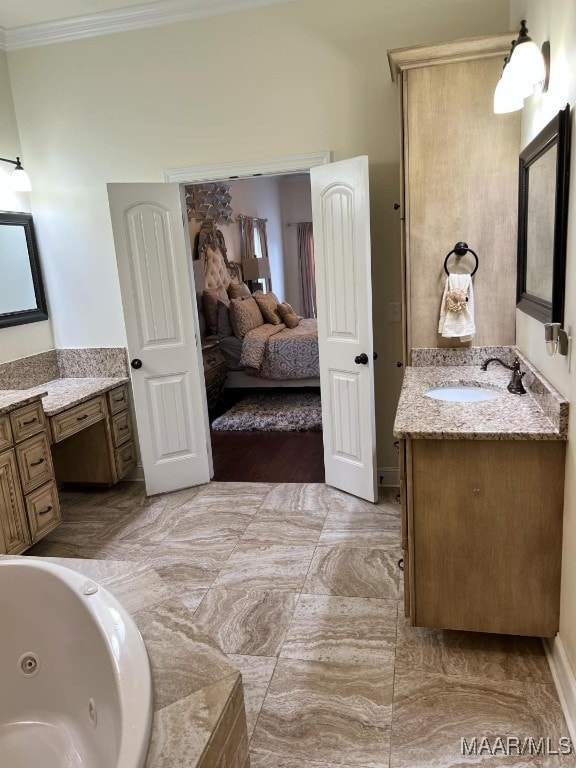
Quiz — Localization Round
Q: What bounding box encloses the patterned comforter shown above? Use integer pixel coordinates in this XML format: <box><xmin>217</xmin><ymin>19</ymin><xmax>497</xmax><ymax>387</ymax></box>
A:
<box><xmin>240</xmin><ymin>319</ymin><xmax>319</xmax><ymax>380</ymax></box>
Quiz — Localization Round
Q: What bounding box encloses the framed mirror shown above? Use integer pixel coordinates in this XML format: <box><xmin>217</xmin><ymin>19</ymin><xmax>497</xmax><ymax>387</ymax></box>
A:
<box><xmin>517</xmin><ymin>104</ymin><xmax>571</xmax><ymax>324</ymax></box>
<box><xmin>0</xmin><ymin>211</ymin><xmax>48</xmax><ymax>329</ymax></box>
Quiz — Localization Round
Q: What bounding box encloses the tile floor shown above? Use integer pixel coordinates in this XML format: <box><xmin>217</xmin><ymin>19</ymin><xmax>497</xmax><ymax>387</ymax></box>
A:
<box><xmin>27</xmin><ymin>481</ymin><xmax>574</xmax><ymax>768</ymax></box>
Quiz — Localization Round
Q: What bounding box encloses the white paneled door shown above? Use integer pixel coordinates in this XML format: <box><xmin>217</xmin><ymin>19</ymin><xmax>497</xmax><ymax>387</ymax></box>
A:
<box><xmin>311</xmin><ymin>156</ymin><xmax>377</xmax><ymax>502</ymax></box>
<box><xmin>107</xmin><ymin>184</ymin><xmax>210</xmax><ymax>495</ymax></box>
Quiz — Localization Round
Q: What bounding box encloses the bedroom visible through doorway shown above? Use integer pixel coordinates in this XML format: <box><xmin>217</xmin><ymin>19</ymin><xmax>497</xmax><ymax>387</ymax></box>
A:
<box><xmin>187</xmin><ymin>173</ymin><xmax>324</xmax><ymax>483</ymax></box>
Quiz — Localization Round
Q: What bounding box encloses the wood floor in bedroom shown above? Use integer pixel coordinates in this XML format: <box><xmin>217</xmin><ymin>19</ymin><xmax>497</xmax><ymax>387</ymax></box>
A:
<box><xmin>210</xmin><ymin>430</ymin><xmax>325</xmax><ymax>483</ymax></box>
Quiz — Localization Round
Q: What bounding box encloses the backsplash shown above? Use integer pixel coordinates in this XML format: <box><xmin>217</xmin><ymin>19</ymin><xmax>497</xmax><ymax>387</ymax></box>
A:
<box><xmin>410</xmin><ymin>346</ymin><xmax>517</xmax><ymax>367</ymax></box>
<box><xmin>0</xmin><ymin>348</ymin><xmax>128</xmax><ymax>389</ymax></box>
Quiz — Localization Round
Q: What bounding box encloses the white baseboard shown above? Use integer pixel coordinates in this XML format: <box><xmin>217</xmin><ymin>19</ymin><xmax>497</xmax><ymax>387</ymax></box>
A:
<box><xmin>378</xmin><ymin>467</ymin><xmax>399</xmax><ymax>487</ymax></box>
<box><xmin>543</xmin><ymin>634</ymin><xmax>576</xmax><ymax>743</ymax></box>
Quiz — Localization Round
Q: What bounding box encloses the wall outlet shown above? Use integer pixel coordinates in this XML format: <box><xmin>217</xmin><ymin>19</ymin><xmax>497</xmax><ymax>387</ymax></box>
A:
<box><xmin>388</xmin><ymin>302</ymin><xmax>401</xmax><ymax>322</ymax></box>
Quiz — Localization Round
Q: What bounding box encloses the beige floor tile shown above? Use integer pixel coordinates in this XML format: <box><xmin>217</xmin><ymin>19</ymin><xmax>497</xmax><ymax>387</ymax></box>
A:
<box><xmin>144</xmin><ymin>540</ymin><xmax>237</xmax><ymax>592</ymax></box>
<box><xmin>251</xmin><ymin>658</ymin><xmax>393</xmax><ymax>767</ymax></box>
<box><xmin>194</xmin><ymin>588</ymin><xmax>299</xmax><ymax>656</ymax></box>
<box><xmin>239</xmin><ymin>513</ymin><xmax>325</xmax><ymax>547</ymax></box>
<box><xmin>390</xmin><ymin>669</ymin><xmax>575</xmax><ymax>768</ymax></box>
<box><xmin>395</xmin><ymin>617</ymin><xmax>553</xmax><ymax>684</ymax></box>
<box><xmin>303</xmin><ymin>545</ymin><xmax>401</xmax><ymax>599</ymax></box>
<box><xmin>250</xmin><ymin>753</ymin><xmax>358</xmax><ymax>768</ymax></box>
<box><xmin>227</xmin><ymin>655</ymin><xmax>278</xmax><ymax>739</ymax></box>
<box><xmin>25</xmin><ymin>537</ymin><xmax>158</xmax><ymax>562</ymax></box>
<box><xmin>260</xmin><ymin>483</ymin><xmax>332</xmax><ymax>517</ymax></box>
<box><xmin>319</xmin><ymin>496</ymin><xmax>401</xmax><ymax>547</ymax></box>
<box><xmin>162</xmin><ymin>508</ymin><xmax>253</xmax><ymax>543</ymax></box>
<box><xmin>49</xmin><ymin>504</ymin><xmax>182</xmax><ymax>544</ymax></box>
<box><xmin>212</xmin><ymin>545</ymin><xmax>316</xmax><ymax>591</ymax></box>
<box><xmin>280</xmin><ymin>594</ymin><xmax>397</xmax><ymax>666</ymax></box>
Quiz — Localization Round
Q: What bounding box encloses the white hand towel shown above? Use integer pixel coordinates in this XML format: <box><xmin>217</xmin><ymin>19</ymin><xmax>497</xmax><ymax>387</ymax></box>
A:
<box><xmin>438</xmin><ymin>273</ymin><xmax>475</xmax><ymax>342</ymax></box>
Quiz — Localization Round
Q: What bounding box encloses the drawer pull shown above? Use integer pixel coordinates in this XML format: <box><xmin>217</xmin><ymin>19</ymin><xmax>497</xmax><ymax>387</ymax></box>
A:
<box><xmin>114</xmin><ymin>395</ymin><xmax>125</xmax><ymax>403</ymax></box>
<box><xmin>23</xmin><ymin>417</ymin><xmax>38</xmax><ymax>426</ymax></box>
<box><xmin>39</xmin><ymin>506</ymin><xmax>53</xmax><ymax>516</ymax></box>
<box><xmin>77</xmin><ymin>415</ymin><xmax>89</xmax><ymax>422</ymax></box>
<box><xmin>30</xmin><ymin>457</ymin><xmax>45</xmax><ymax>467</ymax></box>
<box><xmin>119</xmin><ymin>425</ymin><xmax>129</xmax><ymax>431</ymax></box>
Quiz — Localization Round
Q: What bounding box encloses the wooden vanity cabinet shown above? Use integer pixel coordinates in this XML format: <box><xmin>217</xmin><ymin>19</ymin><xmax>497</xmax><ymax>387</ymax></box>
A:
<box><xmin>0</xmin><ymin>401</ymin><xmax>61</xmax><ymax>555</ymax></box>
<box><xmin>401</xmin><ymin>438</ymin><xmax>565</xmax><ymax>637</ymax></box>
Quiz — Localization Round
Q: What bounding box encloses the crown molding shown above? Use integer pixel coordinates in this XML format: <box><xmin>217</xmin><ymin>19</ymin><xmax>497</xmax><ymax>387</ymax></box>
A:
<box><xmin>164</xmin><ymin>151</ymin><xmax>332</xmax><ymax>184</ymax></box>
<box><xmin>3</xmin><ymin>0</ymin><xmax>296</xmax><ymax>50</ymax></box>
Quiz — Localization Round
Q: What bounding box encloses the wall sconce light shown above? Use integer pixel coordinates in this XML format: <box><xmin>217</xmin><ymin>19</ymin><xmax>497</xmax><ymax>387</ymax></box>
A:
<box><xmin>0</xmin><ymin>156</ymin><xmax>32</xmax><ymax>191</ymax></box>
<box><xmin>493</xmin><ymin>20</ymin><xmax>550</xmax><ymax>114</ymax></box>
<box><xmin>544</xmin><ymin>322</ymin><xmax>570</xmax><ymax>357</ymax></box>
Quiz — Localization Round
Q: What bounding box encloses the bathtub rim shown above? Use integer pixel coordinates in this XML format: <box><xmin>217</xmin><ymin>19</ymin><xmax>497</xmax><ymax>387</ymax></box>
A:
<box><xmin>0</xmin><ymin>558</ymin><xmax>153</xmax><ymax>768</ymax></box>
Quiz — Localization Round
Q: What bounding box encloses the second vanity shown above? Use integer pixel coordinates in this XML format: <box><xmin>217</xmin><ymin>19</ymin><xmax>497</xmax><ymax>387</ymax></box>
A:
<box><xmin>394</xmin><ymin>347</ymin><xmax>568</xmax><ymax>638</ymax></box>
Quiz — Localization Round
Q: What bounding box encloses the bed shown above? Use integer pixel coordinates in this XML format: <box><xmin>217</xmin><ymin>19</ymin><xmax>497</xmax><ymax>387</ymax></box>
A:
<box><xmin>195</xmin><ymin>220</ymin><xmax>320</xmax><ymax>388</ymax></box>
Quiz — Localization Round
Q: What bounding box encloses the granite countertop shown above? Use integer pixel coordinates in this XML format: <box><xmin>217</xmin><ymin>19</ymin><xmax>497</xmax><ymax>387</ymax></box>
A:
<box><xmin>1</xmin><ymin>556</ymin><xmax>249</xmax><ymax>768</ymax></box>
<box><xmin>393</xmin><ymin>354</ymin><xmax>568</xmax><ymax>441</ymax></box>
<box><xmin>0</xmin><ymin>377</ymin><xmax>129</xmax><ymax>417</ymax></box>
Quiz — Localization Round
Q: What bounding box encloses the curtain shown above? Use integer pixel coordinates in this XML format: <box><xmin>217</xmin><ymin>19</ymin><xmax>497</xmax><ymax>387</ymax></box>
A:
<box><xmin>238</xmin><ymin>215</ymin><xmax>254</xmax><ymax>262</ymax></box>
<box><xmin>297</xmin><ymin>222</ymin><xmax>316</xmax><ymax>318</ymax></box>
<box><xmin>255</xmin><ymin>218</ymin><xmax>272</xmax><ymax>291</ymax></box>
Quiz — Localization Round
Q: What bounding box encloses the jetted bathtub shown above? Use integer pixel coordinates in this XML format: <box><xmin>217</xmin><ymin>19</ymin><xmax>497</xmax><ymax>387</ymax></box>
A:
<box><xmin>0</xmin><ymin>559</ymin><xmax>152</xmax><ymax>768</ymax></box>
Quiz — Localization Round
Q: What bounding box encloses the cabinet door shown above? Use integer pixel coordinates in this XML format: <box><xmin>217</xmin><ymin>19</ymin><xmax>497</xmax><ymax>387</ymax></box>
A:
<box><xmin>0</xmin><ymin>450</ymin><xmax>31</xmax><ymax>554</ymax></box>
<box><xmin>411</xmin><ymin>439</ymin><xmax>565</xmax><ymax>637</ymax></box>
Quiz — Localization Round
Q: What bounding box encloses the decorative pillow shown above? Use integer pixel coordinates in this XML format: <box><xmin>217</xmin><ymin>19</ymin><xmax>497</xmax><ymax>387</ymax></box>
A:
<box><xmin>253</xmin><ymin>291</ymin><xmax>282</xmax><ymax>325</ymax></box>
<box><xmin>277</xmin><ymin>302</ymin><xmax>300</xmax><ymax>329</ymax></box>
<box><xmin>227</xmin><ymin>281</ymin><xmax>251</xmax><ymax>299</ymax></box>
<box><xmin>217</xmin><ymin>300</ymin><xmax>234</xmax><ymax>338</ymax></box>
<box><xmin>229</xmin><ymin>296</ymin><xmax>265</xmax><ymax>338</ymax></box>
<box><xmin>202</xmin><ymin>287</ymin><xmax>229</xmax><ymax>335</ymax></box>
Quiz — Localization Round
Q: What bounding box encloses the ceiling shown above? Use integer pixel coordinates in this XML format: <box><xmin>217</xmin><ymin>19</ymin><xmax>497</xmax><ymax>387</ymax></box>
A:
<box><xmin>0</xmin><ymin>1</ymin><xmax>178</xmax><ymax>29</ymax></box>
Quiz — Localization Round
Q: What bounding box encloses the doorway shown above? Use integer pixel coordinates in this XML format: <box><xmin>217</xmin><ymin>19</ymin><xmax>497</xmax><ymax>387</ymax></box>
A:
<box><xmin>186</xmin><ymin>172</ymin><xmax>323</xmax><ymax>483</ymax></box>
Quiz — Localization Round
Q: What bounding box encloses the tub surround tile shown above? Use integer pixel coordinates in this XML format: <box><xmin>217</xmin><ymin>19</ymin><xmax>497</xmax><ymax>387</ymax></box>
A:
<box><xmin>395</xmin><ymin>618</ymin><xmax>552</xmax><ymax>684</ymax></box>
<box><xmin>227</xmin><ymin>655</ymin><xmax>278</xmax><ymax>738</ymax></box>
<box><xmin>146</xmin><ymin>673</ymin><xmax>241</xmax><ymax>768</ymax></box>
<box><xmin>390</xmin><ymin>669</ymin><xmax>575</xmax><ymax>768</ymax></box>
<box><xmin>249</xmin><ymin>754</ymin><xmax>354</xmax><ymax>768</ymax></box>
<box><xmin>281</xmin><ymin>594</ymin><xmax>397</xmax><ymax>666</ymax></box>
<box><xmin>251</xmin><ymin>658</ymin><xmax>393</xmax><ymax>767</ymax></box>
<box><xmin>18</xmin><ymin>555</ymin><xmax>130</xmax><ymax>582</ymax></box>
<box><xmin>56</xmin><ymin>347</ymin><xmax>128</xmax><ymax>378</ymax></box>
<box><xmin>303</xmin><ymin>545</ymin><xmax>400</xmax><ymax>599</ymax></box>
<box><xmin>212</xmin><ymin>545</ymin><xmax>316</xmax><ymax>591</ymax></box>
<box><xmin>100</xmin><ymin>564</ymin><xmax>173</xmax><ymax>614</ymax></box>
<box><xmin>393</xmin><ymin>357</ymin><xmax>567</xmax><ymax>440</ymax></box>
<box><xmin>194</xmin><ymin>588</ymin><xmax>299</xmax><ymax>656</ymax></box>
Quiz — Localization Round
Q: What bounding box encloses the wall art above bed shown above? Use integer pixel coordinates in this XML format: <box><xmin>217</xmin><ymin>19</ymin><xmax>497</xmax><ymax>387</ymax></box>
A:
<box><xmin>186</xmin><ymin>183</ymin><xmax>234</xmax><ymax>223</ymax></box>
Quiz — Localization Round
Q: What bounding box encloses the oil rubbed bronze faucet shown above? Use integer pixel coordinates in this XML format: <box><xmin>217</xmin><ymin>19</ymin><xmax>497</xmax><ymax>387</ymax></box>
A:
<box><xmin>480</xmin><ymin>356</ymin><xmax>526</xmax><ymax>394</ymax></box>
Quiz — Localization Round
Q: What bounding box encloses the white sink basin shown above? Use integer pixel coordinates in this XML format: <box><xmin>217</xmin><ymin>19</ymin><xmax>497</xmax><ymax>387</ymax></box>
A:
<box><xmin>424</xmin><ymin>385</ymin><xmax>503</xmax><ymax>403</ymax></box>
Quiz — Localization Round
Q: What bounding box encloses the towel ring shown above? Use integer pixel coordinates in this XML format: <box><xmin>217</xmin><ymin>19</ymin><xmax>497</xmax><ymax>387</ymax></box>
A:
<box><xmin>443</xmin><ymin>242</ymin><xmax>479</xmax><ymax>276</ymax></box>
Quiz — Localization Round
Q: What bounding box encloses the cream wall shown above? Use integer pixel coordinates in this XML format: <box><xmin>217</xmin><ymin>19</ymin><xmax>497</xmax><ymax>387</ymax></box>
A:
<box><xmin>0</xmin><ymin>49</ymin><xmax>54</xmax><ymax>363</ymax></box>
<box><xmin>6</xmin><ymin>0</ymin><xmax>509</xmax><ymax>467</ymax></box>
<box><xmin>511</xmin><ymin>0</ymin><xmax>576</xmax><ymax>672</ymax></box>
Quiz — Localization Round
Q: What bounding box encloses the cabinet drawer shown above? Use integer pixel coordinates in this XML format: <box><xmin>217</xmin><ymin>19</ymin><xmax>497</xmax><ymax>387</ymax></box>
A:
<box><xmin>51</xmin><ymin>396</ymin><xmax>107</xmax><ymax>443</ymax></box>
<box><xmin>0</xmin><ymin>416</ymin><xmax>12</xmax><ymax>452</ymax></box>
<box><xmin>10</xmin><ymin>401</ymin><xmax>45</xmax><ymax>443</ymax></box>
<box><xmin>108</xmin><ymin>385</ymin><xmax>129</xmax><ymax>415</ymax></box>
<box><xmin>111</xmin><ymin>409</ymin><xmax>133</xmax><ymax>448</ymax></box>
<box><xmin>16</xmin><ymin>433</ymin><xmax>54</xmax><ymax>494</ymax></box>
<box><xmin>26</xmin><ymin>481</ymin><xmax>61</xmax><ymax>541</ymax></box>
<box><xmin>115</xmin><ymin>441</ymin><xmax>136</xmax><ymax>479</ymax></box>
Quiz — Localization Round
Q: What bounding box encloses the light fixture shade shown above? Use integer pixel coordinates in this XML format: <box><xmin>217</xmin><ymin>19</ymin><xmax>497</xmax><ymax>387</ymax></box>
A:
<box><xmin>494</xmin><ymin>69</ymin><xmax>524</xmax><ymax>114</ymax></box>
<box><xmin>241</xmin><ymin>257</ymin><xmax>271</xmax><ymax>281</ymax></box>
<box><xmin>11</xmin><ymin>167</ymin><xmax>31</xmax><ymax>192</ymax></box>
<box><xmin>510</xmin><ymin>38</ymin><xmax>546</xmax><ymax>88</ymax></box>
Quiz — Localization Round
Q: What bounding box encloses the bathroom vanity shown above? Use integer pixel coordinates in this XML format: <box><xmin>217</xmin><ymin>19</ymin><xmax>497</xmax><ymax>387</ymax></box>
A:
<box><xmin>394</xmin><ymin>348</ymin><xmax>568</xmax><ymax>637</ymax></box>
<box><xmin>0</xmin><ymin>349</ymin><xmax>136</xmax><ymax>555</ymax></box>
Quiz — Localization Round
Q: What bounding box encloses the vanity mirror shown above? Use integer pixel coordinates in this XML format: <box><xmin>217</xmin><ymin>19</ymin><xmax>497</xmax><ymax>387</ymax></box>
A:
<box><xmin>0</xmin><ymin>211</ymin><xmax>48</xmax><ymax>329</ymax></box>
<box><xmin>517</xmin><ymin>104</ymin><xmax>571</xmax><ymax>324</ymax></box>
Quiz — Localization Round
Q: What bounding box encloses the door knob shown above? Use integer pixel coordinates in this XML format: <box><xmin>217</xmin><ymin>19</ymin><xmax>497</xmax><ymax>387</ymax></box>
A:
<box><xmin>131</xmin><ymin>358</ymin><xmax>143</xmax><ymax>370</ymax></box>
<box><xmin>354</xmin><ymin>353</ymin><xmax>369</xmax><ymax>365</ymax></box>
